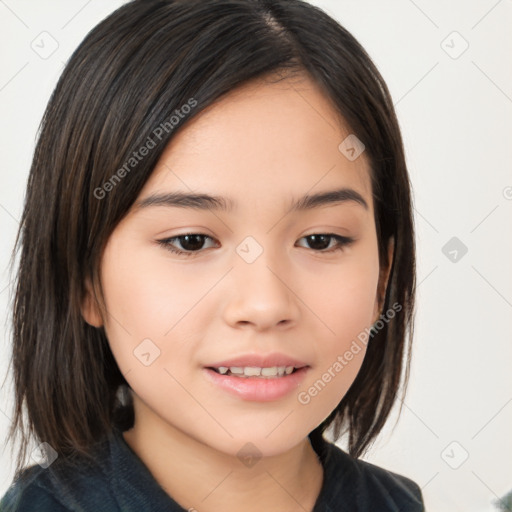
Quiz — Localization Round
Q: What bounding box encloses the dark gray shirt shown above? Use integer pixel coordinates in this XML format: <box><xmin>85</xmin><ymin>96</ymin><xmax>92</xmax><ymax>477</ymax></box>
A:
<box><xmin>0</xmin><ymin>429</ymin><xmax>424</xmax><ymax>511</ymax></box>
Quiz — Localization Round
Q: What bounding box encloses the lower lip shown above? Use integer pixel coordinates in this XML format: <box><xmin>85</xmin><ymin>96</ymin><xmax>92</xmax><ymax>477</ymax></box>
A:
<box><xmin>203</xmin><ymin>367</ymin><xmax>309</xmax><ymax>402</ymax></box>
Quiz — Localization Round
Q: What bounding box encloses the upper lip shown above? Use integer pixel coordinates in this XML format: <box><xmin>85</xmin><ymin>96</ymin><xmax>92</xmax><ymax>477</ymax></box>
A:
<box><xmin>206</xmin><ymin>352</ymin><xmax>309</xmax><ymax>369</ymax></box>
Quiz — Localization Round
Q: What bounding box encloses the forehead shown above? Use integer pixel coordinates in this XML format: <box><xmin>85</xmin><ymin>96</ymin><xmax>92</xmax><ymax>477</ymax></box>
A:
<box><xmin>137</xmin><ymin>73</ymin><xmax>373</xmax><ymax>214</ymax></box>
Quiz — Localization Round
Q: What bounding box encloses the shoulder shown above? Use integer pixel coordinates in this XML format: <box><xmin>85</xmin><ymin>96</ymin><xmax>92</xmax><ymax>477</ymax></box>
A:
<box><xmin>0</xmin><ymin>465</ymin><xmax>69</xmax><ymax>511</ymax></box>
<box><xmin>319</xmin><ymin>440</ymin><xmax>424</xmax><ymax>511</ymax></box>
<box><xmin>0</xmin><ymin>443</ymin><xmax>120</xmax><ymax>512</ymax></box>
<box><xmin>355</xmin><ymin>456</ymin><xmax>424</xmax><ymax>510</ymax></box>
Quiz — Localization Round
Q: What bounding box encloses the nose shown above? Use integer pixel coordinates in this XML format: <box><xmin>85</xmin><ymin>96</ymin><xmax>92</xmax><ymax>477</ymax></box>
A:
<box><xmin>222</xmin><ymin>249</ymin><xmax>300</xmax><ymax>331</ymax></box>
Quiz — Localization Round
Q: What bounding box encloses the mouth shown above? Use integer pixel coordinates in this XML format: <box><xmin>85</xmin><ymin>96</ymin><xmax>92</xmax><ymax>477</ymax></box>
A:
<box><xmin>207</xmin><ymin>365</ymin><xmax>304</xmax><ymax>378</ymax></box>
<box><xmin>203</xmin><ymin>364</ymin><xmax>310</xmax><ymax>401</ymax></box>
<box><xmin>203</xmin><ymin>353</ymin><xmax>310</xmax><ymax>401</ymax></box>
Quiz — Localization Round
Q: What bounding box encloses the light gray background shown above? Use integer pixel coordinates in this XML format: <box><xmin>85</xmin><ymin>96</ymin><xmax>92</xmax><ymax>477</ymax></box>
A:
<box><xmin>1</xmin><ymin>1</ymin><xmax>511</xmax><ymax>510</ymax></box>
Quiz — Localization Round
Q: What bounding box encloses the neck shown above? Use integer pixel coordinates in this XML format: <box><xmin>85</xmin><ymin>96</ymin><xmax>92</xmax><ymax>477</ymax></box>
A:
<box><xmin>122</xmin><ymin>401</ymin><xmax>324</xmax><ymax>512</ymax></box>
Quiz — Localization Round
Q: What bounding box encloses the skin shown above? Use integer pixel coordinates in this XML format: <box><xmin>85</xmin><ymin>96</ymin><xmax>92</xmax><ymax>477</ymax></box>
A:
<box><xmin>82</xmin><ymin>72</ymin><xmax>393</xmax><ymax>512</ymax></box>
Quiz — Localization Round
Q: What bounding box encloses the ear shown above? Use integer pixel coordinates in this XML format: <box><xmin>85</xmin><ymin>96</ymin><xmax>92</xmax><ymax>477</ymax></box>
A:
<box><xmin>372</xmin><ymin>237</ymin><xmax>394</xmax><ymax>324</ymax></box>
<box><xmin>81</xmin><ymin>276</ymin><xmax>104</xmax><ymax>328</ymax></box>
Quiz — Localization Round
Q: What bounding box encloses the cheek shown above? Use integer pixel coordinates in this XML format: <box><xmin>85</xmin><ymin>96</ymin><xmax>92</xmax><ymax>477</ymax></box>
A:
<box><xmin>301</xmin><ymin>239</ymin><xmax>381</xmax><ymax>347</ymax></box>
<box><xmin>98</xmin><ymin>238</ymin><xmax>199</xmax><ymax>378</ymax></box>
<box><xmin>294</xmin><ymin>241</ymin><xmax>380</xmax><ymax>414</ymax></box>
<box><xmin>100</xmin><ymin>235</ymin><xmax>208</xmax><ymax>335</ymax></box>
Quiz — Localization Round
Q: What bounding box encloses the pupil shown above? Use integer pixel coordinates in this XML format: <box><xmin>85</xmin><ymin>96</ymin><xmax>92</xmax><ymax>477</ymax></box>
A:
<box><xmin>308</xmin><ymin>234</ymin><xmax>329</xmax><ymax>250</ymax></box>
<box><xmin>181</xmin><ymin>235</ymin><xmax>204</xmax><ymax>251</ymax></box>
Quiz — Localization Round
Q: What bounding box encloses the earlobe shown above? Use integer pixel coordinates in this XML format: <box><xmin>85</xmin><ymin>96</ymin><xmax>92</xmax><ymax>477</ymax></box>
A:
<box><xmin>81</xmin><ymin>277</ymin><xmax>104</xmax><ymax>328</ymax></box>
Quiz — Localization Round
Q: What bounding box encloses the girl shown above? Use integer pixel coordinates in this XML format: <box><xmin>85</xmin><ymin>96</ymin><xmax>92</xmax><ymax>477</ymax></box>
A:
<box><xmin>1</xmin><ymin>0</ymin><xmax>423</xmax><ymax>510</ymax></box>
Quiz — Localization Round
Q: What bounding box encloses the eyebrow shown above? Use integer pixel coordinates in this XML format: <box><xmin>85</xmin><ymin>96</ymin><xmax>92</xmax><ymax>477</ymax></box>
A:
<box><xmin>133</xmin><ymin>187</ymin><xmax>369</xmax><ymax>213</ymax></box>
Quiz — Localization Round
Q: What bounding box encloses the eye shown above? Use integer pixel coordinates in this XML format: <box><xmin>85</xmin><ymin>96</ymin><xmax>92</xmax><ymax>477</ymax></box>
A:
<box><xmin>157</xmin><ymin>234</ymin><xmax>218</xmax><ymax>257</ymax></box>
<box><xmin>157</xmin><ymin>233</ymin><xmax>354</xmax><ymax>257</ymax></box>
<box><xmin>296</xmin><ymin>234</ymin><xmax>355</xmax><ymax>253</ymax></box>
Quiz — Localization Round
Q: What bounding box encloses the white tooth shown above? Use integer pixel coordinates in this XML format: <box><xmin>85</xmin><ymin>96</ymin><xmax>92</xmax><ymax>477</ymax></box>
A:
<box><xmin>224</xmin><ymin>366</ymin><xmax>295</xmax><ymax>378</ymax></box>
<box><xmin>244</xmin><ymin>367</ymin><xmax>262</xmax><ymax>377</ymax></box>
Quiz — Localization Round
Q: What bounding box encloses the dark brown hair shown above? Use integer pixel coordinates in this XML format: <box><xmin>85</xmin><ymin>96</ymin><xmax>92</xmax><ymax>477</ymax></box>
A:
<box><xmin>5</xmin><ymin>0</ymin><xmax>415</xmax><ymax>473</ymax></box>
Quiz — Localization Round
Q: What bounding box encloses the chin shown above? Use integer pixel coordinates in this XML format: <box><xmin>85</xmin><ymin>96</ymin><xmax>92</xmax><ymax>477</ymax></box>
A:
<box><xmin>207</xmin><ymin>433</ymin><xmax>308</xmax><ymax>463</ymax></box>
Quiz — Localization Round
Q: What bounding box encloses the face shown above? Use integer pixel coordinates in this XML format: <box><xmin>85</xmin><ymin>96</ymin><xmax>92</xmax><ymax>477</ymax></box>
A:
<box><xmin>83</xmin><ymin>73</ymin><xmax>392</xmax><ymax>458</ymax></box>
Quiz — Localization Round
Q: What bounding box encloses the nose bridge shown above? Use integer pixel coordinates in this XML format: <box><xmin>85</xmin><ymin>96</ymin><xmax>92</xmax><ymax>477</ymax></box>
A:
<box><xmin>223</xmin><ymin>234</ymin><xmax>299</xmax><ymax>329</ymax></box>
<box><xmin>235</xmin><ymin>234</ymin><xmax>288</xmax><ymax>298</ymax></box>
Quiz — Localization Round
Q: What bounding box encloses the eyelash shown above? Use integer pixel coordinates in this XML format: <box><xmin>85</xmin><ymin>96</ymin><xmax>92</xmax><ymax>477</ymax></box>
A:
<box><xmin>156</xmin><ymin>233</ymin><xmax>355</xmax><ymax>258</ymax></box>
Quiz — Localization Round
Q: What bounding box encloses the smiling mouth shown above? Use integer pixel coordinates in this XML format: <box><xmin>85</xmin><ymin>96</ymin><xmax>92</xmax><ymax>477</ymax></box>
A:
<box><xmin>207</xmin><ymin>366</ymin><xmax>303</xmax><ymax>378</ymax></box>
